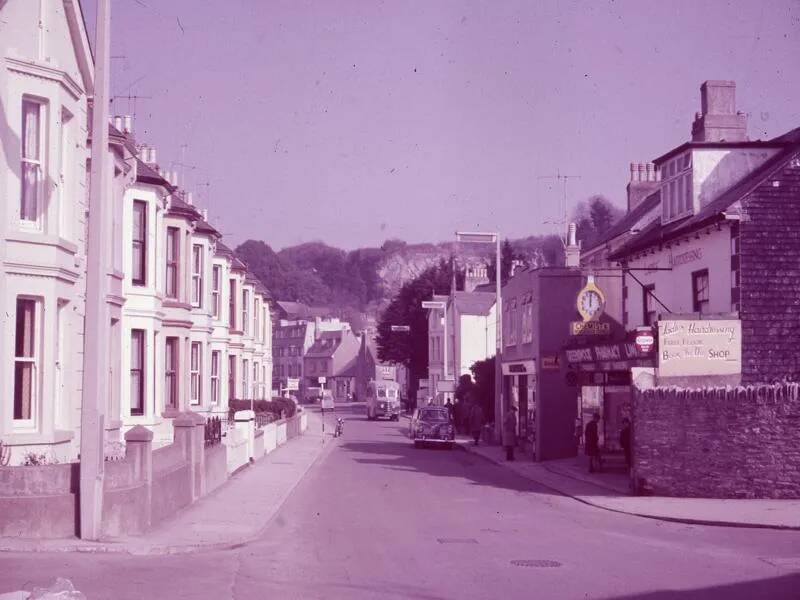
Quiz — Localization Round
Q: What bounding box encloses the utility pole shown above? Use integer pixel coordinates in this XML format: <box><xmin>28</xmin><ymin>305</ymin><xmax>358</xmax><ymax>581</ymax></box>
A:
<box><xmin>80</xmin><ymin>0</ymin><xmax>111</xmax><ymax>540</ymax></box>
<box><xmin>539</xmin><ymin>170</ymin><xmax>581</xmax><ymax>247</ymax></box>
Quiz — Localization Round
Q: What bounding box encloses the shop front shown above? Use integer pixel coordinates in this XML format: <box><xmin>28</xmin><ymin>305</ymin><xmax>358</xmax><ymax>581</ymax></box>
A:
<box><xmin>502</xmin><ymin>360</ymin><xmax>536</xmax><ymax>457</ymax></box>
<box><xmin>564</xmin><ymin>337</ymin><xmax>654</xmax><ymax>452</ymax></box>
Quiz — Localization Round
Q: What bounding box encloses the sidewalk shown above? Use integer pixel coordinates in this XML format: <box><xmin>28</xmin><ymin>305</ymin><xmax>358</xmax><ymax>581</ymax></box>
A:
<box><xmin>459</xmin><ymin>440</ymin><xmax>800</xmax><ymax>530</ymax></box>
<box><xmin>0</xmin><ymin>410</ymin><xmax>334</xmax><ymax>555</ymax></box>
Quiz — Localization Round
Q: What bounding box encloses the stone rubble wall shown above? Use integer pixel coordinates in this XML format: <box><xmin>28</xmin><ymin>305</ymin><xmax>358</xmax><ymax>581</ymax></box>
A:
<box><xmin>633</xmin><ymin>382</ymin><xmax>800</xmax><ymax>498</ymax></box>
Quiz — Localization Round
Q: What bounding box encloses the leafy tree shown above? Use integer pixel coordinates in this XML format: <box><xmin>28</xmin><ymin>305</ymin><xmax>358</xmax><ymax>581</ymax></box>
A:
<box><xmin>470</xmin><ymin>357</ymin><xmax>495</xmax><ymax>425</ymax></box>
<box><xmin>376</xmin><ymin>260</ymin><xmax>462</xmax><ymax>407</ymax></box>
<box><xmin>572</xmin><ymin>195</ymin><xmax>624</xmax><ymax>250</ymax></box>
<box><xmin>486</xmin><ymin>239</ymin><xmax>517</xmax><ymax>286</ymax></box>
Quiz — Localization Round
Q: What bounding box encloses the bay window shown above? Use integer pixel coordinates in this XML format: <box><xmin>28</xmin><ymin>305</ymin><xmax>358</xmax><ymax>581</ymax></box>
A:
<box><xmin>191</xmin><ymin>245</ymin><xmax>203</xmax><ymax>307</ymax></box>
<box><xmin>130</xmin><ymin>329</ymin><xmax>145</xmax><ymax>415</ymax></box>
<box><xmin>132</xmin><ymin>201</ymin><xmax>147</xmax><ymax>285</ymax></box>
<box><xmin>21</xmin><ymin>98</ymin><xmax>45</xmax><ymax>226</ymax></box>
<box><xmin>14</xmin><ymin>298</ymin><xmax>40</xmax><ymax>424</ymax></box>
<box><xmin>165</xmin><ymin>337</ymin><xmax>179</xmax><ymax>409</ymax></box>
<box><xmin>190</xmin><ymin>342</ymin><xmax>202</xmax><ymax>405</ymax></box>
<box><xmin>166</xmin><ymin>228</ymin><xmax>179</xmax><ymax>299</ymax></box>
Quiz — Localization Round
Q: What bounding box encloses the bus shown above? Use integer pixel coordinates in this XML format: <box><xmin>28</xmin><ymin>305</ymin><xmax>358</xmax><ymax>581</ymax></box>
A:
<box><xmin>366</xmin><ymin>379</ymin><xmax>401</xmax><ymax>421</ymax></box>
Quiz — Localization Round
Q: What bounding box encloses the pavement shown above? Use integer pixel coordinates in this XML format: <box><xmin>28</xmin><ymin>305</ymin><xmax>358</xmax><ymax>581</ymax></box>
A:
<box><xmin>398</xmin><ymin>412</ymin><xmax>800</xmax><ymax>530</ymax></box>
<box><xmin>0</xmin><ymin>409</ymin><xmax>334</xmax><ymax>555</ymax></box>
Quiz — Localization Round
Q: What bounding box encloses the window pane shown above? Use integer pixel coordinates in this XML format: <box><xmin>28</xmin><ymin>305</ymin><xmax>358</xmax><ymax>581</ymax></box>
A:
<box><xmin>14</xmin><ymin>362</ymin><xmax>34</xmax><ymax>420</ymax></box>
<box><xmin>21</xmin><ymin>163</ymin><xmax>40</xmax><ymax>221</ymax></box>
<box><xmin>15</xmin><ymin>299</ymin><xmax>35</xmax><ymax>358</ymax></box>
<box><xmin>22</xmin><ymin>100</ymin><xmax>40</xmax><ymax>160</ymax></box>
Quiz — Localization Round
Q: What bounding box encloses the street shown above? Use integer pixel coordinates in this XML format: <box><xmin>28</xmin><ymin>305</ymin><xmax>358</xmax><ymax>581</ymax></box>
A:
<box><xmin>0</xmin><ymin>405</ymin><xmax>798</xmax><ymax>600</ymax></box>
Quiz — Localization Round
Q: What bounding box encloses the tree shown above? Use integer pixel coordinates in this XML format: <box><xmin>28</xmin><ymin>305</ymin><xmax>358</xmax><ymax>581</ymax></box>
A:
<box><xmin>486</xmin><ymin>239</ymin><xmax>517</xmax><ymax>286</ymax></box>
<box><xmin>572</xmin><ymin>195</ymin><xmax>624</xmax><ymax>250</ymax></box>
<box><xmin>470</xmin><ymin>357</ymin><xmax>495</xmax><ymax>426</ymax></box>
<box><xmin>376</xmin><ymin>260</ymin><xmax>462</xmax><ymax>407</ymax></box>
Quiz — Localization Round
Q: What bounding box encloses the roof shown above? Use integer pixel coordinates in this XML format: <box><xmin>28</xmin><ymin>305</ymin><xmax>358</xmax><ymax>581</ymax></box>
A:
<box><xmin>275</xmin><ymin>301</ymin><xmax>331</xmax><ymax>320</ymax></box>
<box><xmin>335</xmin><ymin>355</ymin><xmax>359</xmax><ymax>378</ymax></box>
<box><xmin>611</xmin><ymin>140</ymin><xmax>800</xmax><ymax>260</ymax></box>
<box><xmin>582</xmin><ymin>190</ymin><xmax>661</xmax><ymax>255</ymax></box>
<box><xmin>136</xmin><ymin>159</ymin><xmax>172</xmax><ymax>189</ymax></box>
<box><xmin>654</xmin><ymin>140</ymin><xmax>787</xmax><ymax>166</ymax></box>
<box><xmin>305</xmin><ymin>331</ymin><xmax>344</xmax><ymax>358</ymax></box>
<box><xmin>167</xmin><ymin>194</ymin><xmax>201</xmax><ymax>220</ymax></box>
<box><xmin>451</xmin><ymin>291</ymin><xmax>496</xmax><ymax>316</ymax></box>
<box><xmin>215</xmin><ymin>241</ymin><xmax>235</xmax><ymax>259</ymax></box>
<box><xmin>194</xmin><ymin>218</ymin><xmax>221</xmax><ymax>238</ymax></box>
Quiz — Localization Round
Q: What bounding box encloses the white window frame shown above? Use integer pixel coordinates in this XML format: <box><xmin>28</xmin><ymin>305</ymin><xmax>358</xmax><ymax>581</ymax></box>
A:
<box><xmin>662</xmin><ymin>153</ymin><xmax>693</xmax><ymax>224</ymax></box>
<box><xmin>254</xmin><ymin>299</ymin><xmax>261</xmax><ymax>342</ymax></box>
<box><xmin>13</xmin><ymin>297</ymin><xmax>41</xmax><ymax>429</ymax></box>
<box><xmin>20</xmin><ymin>97</ymin><xmax>47</xmax><ymax>229</ymax></box>
<box><xmin>211</xmin><ymin>265</ymin><xmax>221</xmax><ymax>319</ymax></box>
<box><xmin>166</xmin><ymin>227</ymin><xmax>180</xmax><ymax>299</ymax></box>
<box><xmin>132</xmin><ymin>200</ymin><xmax>148</xmax><ymax>286</ymax></box>
<box><xmin>242</xmin><ymin>289</ymin><xmax>250</xmax><ymax>335</ymax></box>
<box><xmin>210</xmin><ymin>350</ymin><xmax>220</xmax><ymax>405</ymax></box>
<box><xmin>190</xmin><ymin>341</ymin><xmax>202</xmax><ymax>405</ymax></box>
<box><xmin>191</xmin><ymin>244</ymin><xmax>203</xmax><ymax>308</ymax></box>
<box><xmin>242</xmin><ymin>358</ymin><xmax>250</xmax><ymax>400</ymax></box>
<box><xmin>130</xmin><ymin>328</ymin><xmax>146</xmax><ymax>416</ymax></box>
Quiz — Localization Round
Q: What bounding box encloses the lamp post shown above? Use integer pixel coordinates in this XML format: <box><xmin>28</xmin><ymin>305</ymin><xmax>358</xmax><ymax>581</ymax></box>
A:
<box><xmin>456</xmin><ymin>231</ymin><xmax>503</xmax><ymax>441</ymax></box>
<box><xmin>422</xmin><ymin>300</ymin><xmax>449</xmax><ymax>404</ymax></box>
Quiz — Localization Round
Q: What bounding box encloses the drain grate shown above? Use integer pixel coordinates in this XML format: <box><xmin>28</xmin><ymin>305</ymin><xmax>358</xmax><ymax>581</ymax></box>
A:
<box><xmin>437</xmin><ymin>538</ymin><xmax>478</xmax><ymax>544</ymax></box>
<box><xmin>511</xmin><ymin>559</ymin><xmax>562</xmax><ymax>568</ymax></box>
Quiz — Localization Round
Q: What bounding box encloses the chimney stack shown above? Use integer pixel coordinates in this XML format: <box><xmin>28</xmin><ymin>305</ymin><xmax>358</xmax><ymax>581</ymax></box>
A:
<box><xmin>113</xmin><ymin>115</ymin><xmax>123</xmax><ymax>131</ymax></box>
<box><xmin>186</xmin><ymin>191</ymin><xmax>194</xmax><ymax>205</ymax></box>
<box><xmin>565</xmin><ymin>222</ymin><xmax>581</xmax><ymax>268</ymax></box>
<box><xmin>691</xmin><ymin>80</ymin><xmax>748</xmax><ymax>142</ymax></box>
<box><xmin>123</xmin><ymin>115</ymin><xmax>133</xmax><ymax>134</ymax></box>
<box><xmin>626</xmin><ymin>161</ymin><xmax>660</xmax><ymax>212</ymax></box>
<box><xmin>464</xmin><ymin>265</ymin><xmax>490</xmax><ymax>293</ymax></box>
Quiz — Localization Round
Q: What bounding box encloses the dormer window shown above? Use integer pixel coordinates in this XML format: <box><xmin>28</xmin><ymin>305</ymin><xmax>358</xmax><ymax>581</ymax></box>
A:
<box><xmin>662</xmin><ymin>152</ymin><xmax>692</xmax><ymax>223</ymax></box>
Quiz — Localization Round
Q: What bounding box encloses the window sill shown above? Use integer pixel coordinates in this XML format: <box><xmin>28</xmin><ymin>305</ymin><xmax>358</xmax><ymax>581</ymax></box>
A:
<box><xmin>3</xmin><ymin>429</ymin><xmax>74</xmax><ymax>446</ymax></box>
<box><xmin>163</xmin><ymin>299</ymin><xmax>192</xmax><ymax>310</ymax></box>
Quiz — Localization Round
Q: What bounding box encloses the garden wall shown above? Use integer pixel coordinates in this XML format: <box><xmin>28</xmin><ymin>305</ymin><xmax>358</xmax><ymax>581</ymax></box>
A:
<box><xmin>633</xmin><ymin>382</ymin><xmax>800</xmax><ymax>498</ymax></box>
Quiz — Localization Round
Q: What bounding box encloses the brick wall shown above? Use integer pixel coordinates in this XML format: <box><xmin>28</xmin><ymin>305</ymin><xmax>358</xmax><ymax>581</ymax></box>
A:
<box><xmin>632</xmin><ymin>382</ymin><xmax>800</xmax><ymax>499</ymax></box>
<box><xmin>740</xmin><ymin>154</ymin><xmax>800</xmax><ymax>384</ymax></box>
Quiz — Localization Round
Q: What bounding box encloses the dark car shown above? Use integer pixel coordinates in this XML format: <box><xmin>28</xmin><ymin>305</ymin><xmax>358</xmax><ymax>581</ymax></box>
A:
<box><xmin>409</xmin><ymin>406</ymin><xmax>454</xmax><ymax>449</ymax></box>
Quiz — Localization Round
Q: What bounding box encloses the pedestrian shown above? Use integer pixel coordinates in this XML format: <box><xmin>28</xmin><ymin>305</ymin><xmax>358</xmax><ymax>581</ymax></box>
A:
<box><xmin>503</xmin><ymin>406</ymin><xmax>518</xmax><ymax>461</ymax></box>
<box><xmin>444</xmin><ymin>398</ymin><xmax>454</xmax><ymax>422</ymax></box>
<box><xmin>619</xmin><ymin>417</ymin><xmax>631</xmax><ymax>470</ymax></box>
<box><xmin>585</xmin><ymin>412</ymin><xmax>601</xmax><ymax>473</ymax></box>
<box><xmin>469</xmin><ymin>402</ymin><xmax>484</xmax><ymax>446</ymax></box>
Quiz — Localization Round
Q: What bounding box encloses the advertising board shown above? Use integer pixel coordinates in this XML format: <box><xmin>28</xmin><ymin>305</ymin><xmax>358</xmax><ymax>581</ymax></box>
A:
<box><xmin>657</xmin><ymin>319</ymin><xmax>741</xmax><ymax>377</ymax></box>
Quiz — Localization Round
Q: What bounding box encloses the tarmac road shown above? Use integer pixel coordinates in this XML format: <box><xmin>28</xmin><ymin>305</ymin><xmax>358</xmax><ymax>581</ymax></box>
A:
<box><xmin>0</xmin><ymin>404</ymin><xmax>798</xmax><ymax>599</ymax></box>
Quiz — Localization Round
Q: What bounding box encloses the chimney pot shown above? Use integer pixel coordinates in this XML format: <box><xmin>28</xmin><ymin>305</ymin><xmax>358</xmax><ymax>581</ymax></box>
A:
<box><xmin>113</xmin><ymin>115</ymin><xmax>123</xmax><ymax>131</ymax></box>
<box><xmin>123</xmin><ymin>115</ymin><xmax>133</xmax><ymax>134</ymax></box>
<box><xmin>186</xmin><ymin>192</ymin><xmax>194</xmax><ymax>205</ymax></box>
<box><xmin>149</xmin><ymin>147</ymin><xmax>157</xmax><ymax>165</ymax></box>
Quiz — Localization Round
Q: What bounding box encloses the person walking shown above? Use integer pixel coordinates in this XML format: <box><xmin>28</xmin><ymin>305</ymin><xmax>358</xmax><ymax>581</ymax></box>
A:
<box><xmin>468</xmin><ymin>402</ymin><xmax>484</xmax><ymax>446</ymax></box>
<box><xmin>585</xmin><ymin>412</ymin><xmax>601</xmax><ymax>473</ymax></box>
<box><xmin>503</xmin><ymin>406</ymin><xmax>518</xmax><ymax>461</ymax></box>
<box><xmin>444</xmin><ymin>398</ymin><xmax>454</xmax><ymax>423</ymax></box>
<box><xmin>619</xmin><ymin>417</ymin><xmax>632</xmax><ymax>470</ymax></box>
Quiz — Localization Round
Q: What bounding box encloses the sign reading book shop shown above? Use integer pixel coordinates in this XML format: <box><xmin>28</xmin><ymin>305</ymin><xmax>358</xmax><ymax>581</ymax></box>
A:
<box><xmin>657</xmin><ymin>319</ymin><xmax>741</xmax><ymax>377</ymax></box>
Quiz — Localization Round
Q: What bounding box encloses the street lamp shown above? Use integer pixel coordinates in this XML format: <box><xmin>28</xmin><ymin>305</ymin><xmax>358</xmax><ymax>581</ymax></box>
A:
<box><xmin>456</xmin><ymin>231</ymin><xmax>503</xmax><ymax>441</ymax></box>
<box><xmin>422</xmin><ymin>300</ymin><xmax>449</xmax><ymax>404</ymax></box>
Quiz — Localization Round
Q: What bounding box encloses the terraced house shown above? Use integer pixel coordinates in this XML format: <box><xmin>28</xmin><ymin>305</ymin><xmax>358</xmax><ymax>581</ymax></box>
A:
<box><xmin>0</xmin><ymin>1</ymin><xmax>274</xmax><ymax>464</ymax></box>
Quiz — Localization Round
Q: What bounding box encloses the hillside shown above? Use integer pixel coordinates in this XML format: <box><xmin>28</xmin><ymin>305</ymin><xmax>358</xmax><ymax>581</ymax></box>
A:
<box><xmin>234</xmin><ymin>234</ymin><xmax>566</xmax><ymax>316</ymax></box>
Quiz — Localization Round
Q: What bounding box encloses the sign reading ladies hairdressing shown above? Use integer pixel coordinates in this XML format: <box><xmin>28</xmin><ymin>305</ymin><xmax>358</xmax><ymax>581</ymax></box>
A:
<box><xmin>658</xmin><ymin>319</ymin><xmax>741</xmax><ymax>377</ymax></box>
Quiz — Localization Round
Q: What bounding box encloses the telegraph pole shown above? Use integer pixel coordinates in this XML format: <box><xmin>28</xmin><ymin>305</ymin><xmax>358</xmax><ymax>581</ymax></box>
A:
<box><xmin>80</xmin><ymin>0</ymin><xmax>111</xmax><ymax>540</ymax></box>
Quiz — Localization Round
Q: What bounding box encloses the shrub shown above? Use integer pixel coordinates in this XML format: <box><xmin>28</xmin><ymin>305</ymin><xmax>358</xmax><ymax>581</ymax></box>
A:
<box><xmin>228</xmin><ymin>397</ymin><xmax>297</xmax><ymax>420</ymax></box>
<box><xmin>22</xmin><ymin>451</ymin><xmax>57</xmax><ymax>466</ymax></box>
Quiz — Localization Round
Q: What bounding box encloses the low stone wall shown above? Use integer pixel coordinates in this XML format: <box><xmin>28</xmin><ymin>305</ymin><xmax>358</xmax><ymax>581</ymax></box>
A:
<box><xmin>0</xmin><ymin>408</ymin><xmax>309</xmax><ymax>539</ymax></box>
<box><xmin>203</xmin><ymin>443</ymin><xmax>228</xmax><ymax>494</ymax></box>
<box><xmin>0</xmin><ymin>463</ymin><xmax>78</xmax><ymax>538</ymax></box>
<box><xmin>276</xmin><ymin>420</ymin><xmax>288</xmax><ymax>446</ymax></box>
<box><xmin>633</xmin><ymin>382</ymin><xmax>800</xmax><ymax>498</ymax></box>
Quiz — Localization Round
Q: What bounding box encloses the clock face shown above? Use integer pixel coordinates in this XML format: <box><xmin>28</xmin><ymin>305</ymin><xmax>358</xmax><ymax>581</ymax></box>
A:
<box><xmin>580</xmin><ymin>290</ymin><xmax>603</xmax><ymax>318</ymax></box>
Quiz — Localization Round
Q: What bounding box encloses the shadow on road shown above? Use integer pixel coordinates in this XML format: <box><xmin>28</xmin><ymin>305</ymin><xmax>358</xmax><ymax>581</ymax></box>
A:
<box><xmin>337</xmin><ymin>430</ymin><xmax>622</xmax><ymax>499</ymax></box>
<box><xmin>598</xmin><ymin>572</ymin><xmax>800</xmax><ymax>600</ymax></box>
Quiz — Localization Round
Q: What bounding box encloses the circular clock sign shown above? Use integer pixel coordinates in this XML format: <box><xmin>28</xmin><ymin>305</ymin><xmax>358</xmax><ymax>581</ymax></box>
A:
<box><xmin>576</xmin><ymin>277</ymin><xmax>606</xmax><ymax>322</ymax></box>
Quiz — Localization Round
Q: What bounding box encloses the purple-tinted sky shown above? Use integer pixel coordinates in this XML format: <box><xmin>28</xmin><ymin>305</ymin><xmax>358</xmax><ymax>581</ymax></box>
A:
<box><xmin>81</xmin><ymin>0</ymin><xmax>800</xmax><ymax>251</ymax></box>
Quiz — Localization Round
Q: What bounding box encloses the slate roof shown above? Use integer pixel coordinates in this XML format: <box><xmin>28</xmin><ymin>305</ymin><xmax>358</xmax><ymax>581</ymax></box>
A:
<box><xmin>305</xmin><ymin>331</ymin><xmax>344</xmax><ymax>358</ymax></box>
<box><xmin>136</xmin><ymin>159</ymin><xmax>172</xmax><ymax>189</ymax></box>
<box><xmin>451</xmin><ymin>290</ymin><xmax>496</xmax><ymax>316</ymax></box>
<box><xmin>611</xmin><ymin>134</ymin><xmax>800</xmax><ymax>261</ymax></box>
<box><xmin>215</xmin><ymin>241</ymin><xmax>235</xmax><ymax>258</ymax></box>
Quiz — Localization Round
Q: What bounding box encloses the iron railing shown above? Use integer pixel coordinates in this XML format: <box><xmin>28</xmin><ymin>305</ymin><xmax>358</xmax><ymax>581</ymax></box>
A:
<box><xmin>204</xmin><ymin>416</ymin><xmax>223</xmax><ymax>447</ymax></box>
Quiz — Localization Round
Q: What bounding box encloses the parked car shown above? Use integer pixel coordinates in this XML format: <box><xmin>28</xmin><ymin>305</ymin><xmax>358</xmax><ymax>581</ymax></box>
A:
<box><xmin>409</xmin><ymin>406</ymin><xmax>454</xmax><ymax>449</ymax></box>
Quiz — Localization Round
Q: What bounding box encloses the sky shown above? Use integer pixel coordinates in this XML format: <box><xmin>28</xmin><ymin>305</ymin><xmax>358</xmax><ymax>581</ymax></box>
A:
<box><xmin>81</xmin><ymin>0</ymin><xmax>800</xmax><ymax>251</ymax></box>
